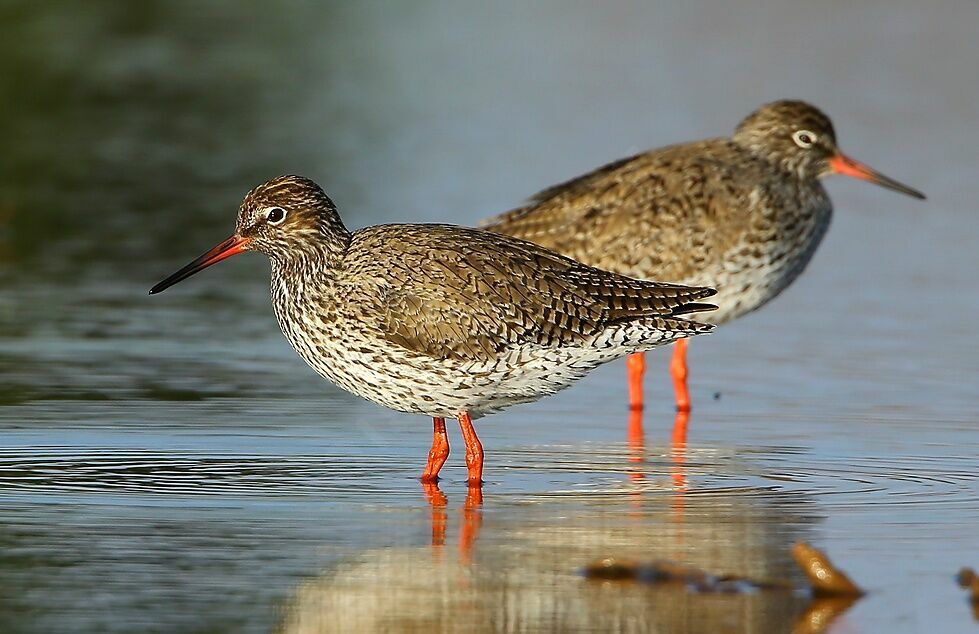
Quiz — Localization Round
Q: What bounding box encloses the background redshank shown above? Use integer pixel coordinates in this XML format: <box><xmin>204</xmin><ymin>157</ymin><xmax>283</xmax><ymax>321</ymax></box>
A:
<box><xmin>483</xmin><ymin>100</ymin><xmax>925</xmax><ymax>438</ymax></box>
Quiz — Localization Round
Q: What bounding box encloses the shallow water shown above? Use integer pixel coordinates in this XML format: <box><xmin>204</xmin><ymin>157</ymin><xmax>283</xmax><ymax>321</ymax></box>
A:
<box><xmin>1</xmin><ymin>2</ymin><xmax>978</xmax><ymax>632</ymax></box>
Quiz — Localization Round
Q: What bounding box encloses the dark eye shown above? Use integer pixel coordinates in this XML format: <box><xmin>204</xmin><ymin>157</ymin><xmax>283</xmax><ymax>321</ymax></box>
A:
<box><xmin>792</xmin><ymin>130</ymin><xmax>816</xmax><ymax>148</ymax></box>
<box><xmin>266</xmin><ymin>207</ymin><xmax>286</xmax><ymax>225</ymax></box>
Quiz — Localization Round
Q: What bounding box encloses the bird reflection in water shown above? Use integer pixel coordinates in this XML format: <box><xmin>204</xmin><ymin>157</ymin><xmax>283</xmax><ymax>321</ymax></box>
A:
<box><xmin>277</xmin><ymin>408</ymin><xmax>860</xmax><ymax>634</ymax></box>
<box><xmin>280</xmin><ymin>485</ymin><xmax>857</xmax><ymax>634</ymax></box>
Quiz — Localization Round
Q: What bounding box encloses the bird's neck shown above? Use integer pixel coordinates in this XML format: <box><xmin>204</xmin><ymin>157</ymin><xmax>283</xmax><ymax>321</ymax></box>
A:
<box><xmin>270</xmin><ymin>226</ymin><xmax>350</xmax><ymax>290</ymax></box>
<box><xmin>269</xmin><ymin>240</ymin><xmax>342</xmax><ymax>343</ymax></box>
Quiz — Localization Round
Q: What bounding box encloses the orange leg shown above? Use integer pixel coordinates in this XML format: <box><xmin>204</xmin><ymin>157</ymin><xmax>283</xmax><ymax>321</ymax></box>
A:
<box><xmin>457</xmin><ymin>411</ymin><xmax>484</xmax><ymax>487</ymax></box>
<box><xmin>626</xmin><ymin>352</ymin><xmax>646</xmax><ymax>411</ymax></box>
<box><xmin>670</xmin><ymin>339</ymin><xmax>691</xmax><ymax>413</ymax></box>
<box><xmin>420</xmin><ymin>417</ymin><xmax>450</xmax><ymax>483</ymax></box>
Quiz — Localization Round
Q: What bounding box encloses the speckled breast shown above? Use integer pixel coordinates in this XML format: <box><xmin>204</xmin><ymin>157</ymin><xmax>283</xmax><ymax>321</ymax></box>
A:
<box><xmin>686</xmin><ymin>187</ymin><xmax>833</xmax><ymax>326</ymax></box>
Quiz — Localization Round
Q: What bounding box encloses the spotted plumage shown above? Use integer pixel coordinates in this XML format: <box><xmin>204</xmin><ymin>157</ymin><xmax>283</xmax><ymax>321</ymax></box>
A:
<box><xmin>482</xmin><ymin>100</ymin><xmax>924</xmax><ymax>413</ymax></box>
<box><xmin>150</xmin><ymin>175</ymin><xmax>717</xmax><ymax>483</ymax></box>
<box><xmin>242</xmin><ymin>177</ymin><xmax>716</xmax><ymax>418</ymax></box>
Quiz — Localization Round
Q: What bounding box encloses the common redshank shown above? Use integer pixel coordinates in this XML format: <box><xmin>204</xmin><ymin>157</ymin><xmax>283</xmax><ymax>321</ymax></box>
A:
<box><xmin>149</xmin><ymin>175</ymin><xmax>717</xmax><ymax>486</ymax></box>
<box><xmin>483</xmin><ymin>100</ymin><xmax>925</xmax><ymax>425</ymax></box>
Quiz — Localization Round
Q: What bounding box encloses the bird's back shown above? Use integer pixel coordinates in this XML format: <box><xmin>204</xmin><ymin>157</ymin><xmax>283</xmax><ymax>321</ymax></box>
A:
<box><xmin>340</xmin><ymin>223</ymin><xmax>715</xmax><ymax>362</ymax></box>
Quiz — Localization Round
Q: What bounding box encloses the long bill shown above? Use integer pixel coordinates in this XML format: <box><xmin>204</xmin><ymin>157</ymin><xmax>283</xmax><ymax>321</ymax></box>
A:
<box><xmin>149</xmin><ymin>235</ymin><xmax>251</xmax><ymax>295</ymax></box>
<box><xmin>829</xmin><ymin>154</ymin><xmax>925</xmax><ymax>200</ymax></box>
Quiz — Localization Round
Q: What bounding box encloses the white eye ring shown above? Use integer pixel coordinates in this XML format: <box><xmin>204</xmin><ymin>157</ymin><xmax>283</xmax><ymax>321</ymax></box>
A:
<box><xmin>266</xmin><ymin>206</ymin><xmax>287</xmax><ymax>225</ymax></box>
<box><xmin>792</xmin><ymin>130</ymin><xmax>817</xmax><ymax>148</ymax></box>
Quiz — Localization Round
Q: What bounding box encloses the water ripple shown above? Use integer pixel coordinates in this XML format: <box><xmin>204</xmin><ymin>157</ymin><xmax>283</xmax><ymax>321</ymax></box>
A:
<box><xmin>1</xmin><ymin>443</ymin><xmax>976</xmax><ymax>514</ymax></box>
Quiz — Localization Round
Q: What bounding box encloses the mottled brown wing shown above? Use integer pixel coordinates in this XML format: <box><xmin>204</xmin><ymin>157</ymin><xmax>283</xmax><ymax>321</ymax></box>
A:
<box><xmin>354</xmin><ymin>225</ymin><xmax>714</xmax><ymax>363</ymax></box>
<box><xmin>478</xmin><ymin>152</ymin><xmax>648</xmax><ymax>235</ymax></box>
<box><xmin>481</xmin><ymin>140</ymin><xmax>754</xmax><ymax>283</ymax></box>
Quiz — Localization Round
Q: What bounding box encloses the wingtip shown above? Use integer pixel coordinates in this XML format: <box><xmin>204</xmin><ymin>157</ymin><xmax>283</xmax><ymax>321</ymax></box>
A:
<box><xmin>690</xmin><ymin>319</ymin><xmax>716</xmax><ymax>334</ymax></box>
<box><xmin>673</xmin><ymin>318</ymin><xmax>715</xmax><ymax>338</ymax></box>
<box><xmin>671</xmin><ymin>301</ymin><xmax>717</xmax><ymax>316</ymax></box>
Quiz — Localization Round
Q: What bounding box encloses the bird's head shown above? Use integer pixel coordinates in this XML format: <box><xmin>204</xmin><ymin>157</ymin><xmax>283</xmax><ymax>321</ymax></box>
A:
<box><xmin>733</xmin><ymin>100</ymin><xmax>923</xmax><ymax>199</ymax></box>
<box><xmin>150</xmin><ymin>175</ymin><xmax>349</xmax><ymax>295</ymax></box>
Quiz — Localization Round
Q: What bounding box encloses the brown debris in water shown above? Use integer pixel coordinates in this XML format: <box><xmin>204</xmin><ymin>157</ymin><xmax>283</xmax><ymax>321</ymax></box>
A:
<box><xmin>584</xmin><ymin>542</ymin><xmax>863</xmax><ymax>598</ymax></box>
<box><xmin>791</xmin><ymin>542</ymin><xmax>865</xmax><ymax>597</ymax></box>
<box><xmin>582</xmin><ymin>557</ymin><xmax>790</xmax><ymax>593</ymax></box>
<box><xmin>956</xmin><ymin>567</ymin><xmax>979</xmax><ymax>620</ymax></box>
<box><xmin>958</xmin><ymin>567</ymin><xmax>979</xmax><ymax>597</ymax></box>
<box><xmin>584</xmin><ymin>543</ymin><xmax>864</xmax><ymax>634</ymax></box>
<box><xmin>583</xmin><ymin>558</ymin><xmax>642</xmax><ymax>582</ymax></box>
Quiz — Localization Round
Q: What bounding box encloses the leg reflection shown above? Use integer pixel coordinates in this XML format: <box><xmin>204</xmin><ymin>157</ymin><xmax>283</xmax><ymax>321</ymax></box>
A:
<box><xmin>420</xmin><ymin>481</ymin><xmax>483</xmax><ymax>563</ymax></box>
<box><xmin>670</xmin><ymin>409</ymin><xmax>690</xmax><ymax>492</ymax></box>
<box><xmin>623</xmin><ymin>406</ymin><xmax>690</xmax><ymax>489</ymax></box>
<box><xmin>670</xmin><ymin>409</ymin><xmax>690</xmax><ymax>533</ymax></box>
<box><xmin>459</xmin><ymin>486</ymin><xmax>483</xmax><ymax>563</ymax></box>
<box><xmin>627</xmin><ymin>406</ymin><xmax>645</xmax><ymax>481</ymax></box>
<box><xmin>422</xmin><ymin>481</ymin><xmax>448</xmax><ymax>550</ymax></box>
<box><xmin>625</xmin><ymin>407</ymin><xmax>692</xmax><ymax>525</ymax></box>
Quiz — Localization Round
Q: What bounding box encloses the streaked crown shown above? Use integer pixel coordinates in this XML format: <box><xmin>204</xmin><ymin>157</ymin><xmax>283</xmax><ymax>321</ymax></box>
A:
<box><xmin>236</xmin><ymin>175</ymin><xmax>350</xmax><ymax>261</ymax></box>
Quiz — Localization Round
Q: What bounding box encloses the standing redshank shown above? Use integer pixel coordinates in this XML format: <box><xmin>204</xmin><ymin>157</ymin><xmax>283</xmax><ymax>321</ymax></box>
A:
<box><xmin>483</xmin><ymin>100</ymin><xmax>925</xmax><ymax>427</ymax></box>
<box><xmin>149</xmin><ymin>175</ymin><xmax>716</xmax><ymax>486</ymax></box>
